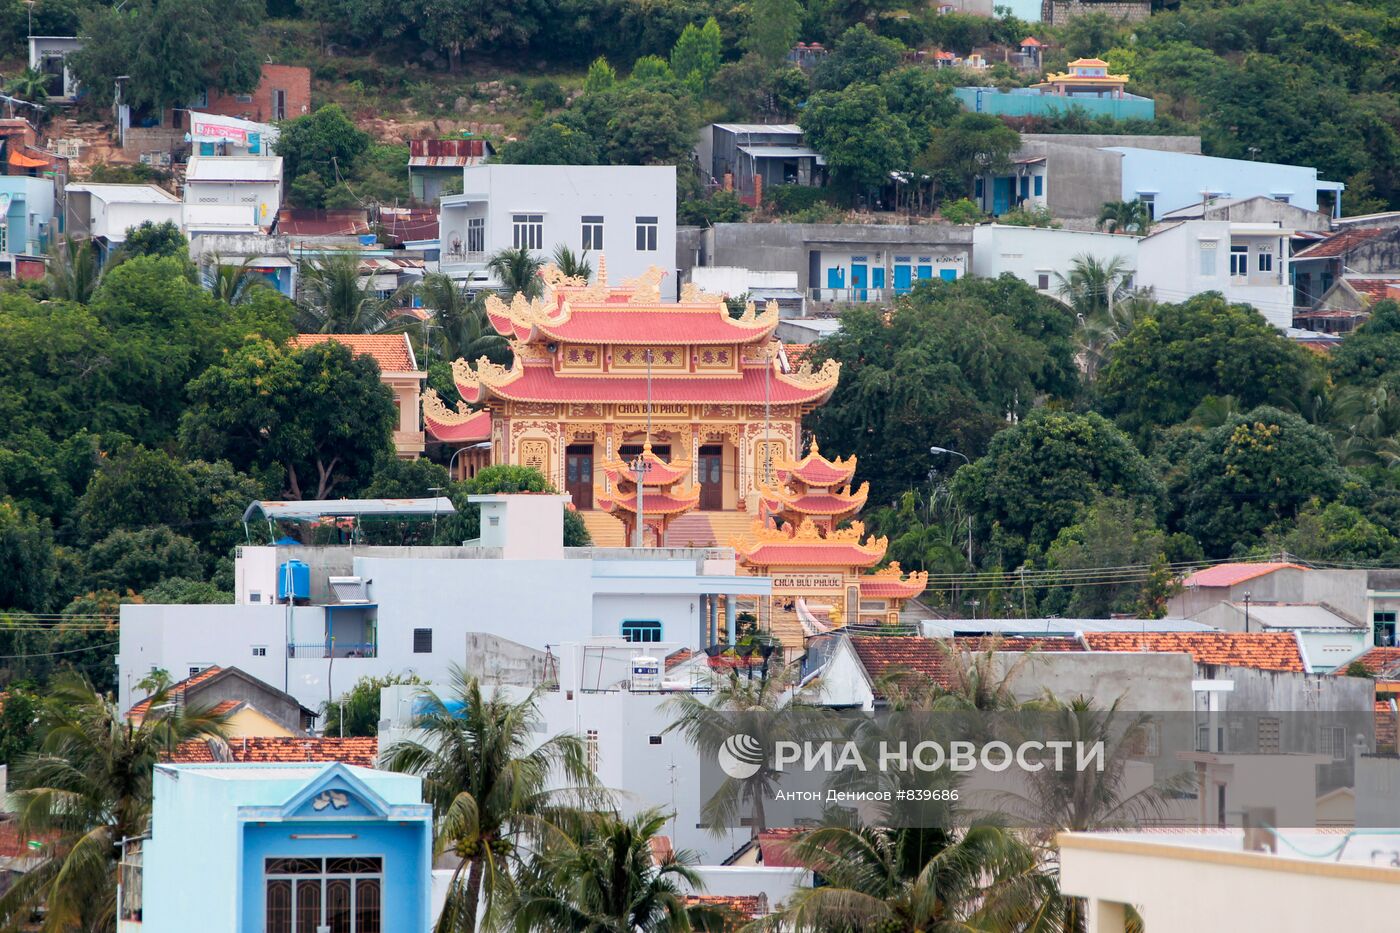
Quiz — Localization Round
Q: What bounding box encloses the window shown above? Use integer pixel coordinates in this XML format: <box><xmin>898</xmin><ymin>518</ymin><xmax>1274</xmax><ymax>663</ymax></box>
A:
<box><xmin>585</xmin><ymin>729</ymin><xmax>600</xmax><ymax>772</ymax></box>
<box><xmin>635</xmin><ymin>216</ymin><xmax>658</xmax><ymax>251</ymax></box>
<box><xmin>1272</xmin><ymin>193</ymin><xmax>1291</xmax><ymax>204</ymax></box>
<box><xmin>1375</xmin><ymin>611</ymin><xmax>1397</xmax><ymax>647</ymax></box>
<box><xmin>1258</xmin><ymin>249</ymin><xmax>1273</xmax><ymax>273</ymax></box>
<box><xmin>622</xmin><ymin>620</ymin><xmax>662</xmax><ymax>643</ymax></box>
<box><xmin>249</xmin><ymin>591</ymin><xmax>262</xmax><ymax>603</ymax></box>
<box><xmin>413</xmin><ymin>628</ymin><xmax>433</xmax><ymax>653</ymax></box>
<box><xmin>581</xmin><ymin>215</ymin><xmax>604</xmax><ymax>251</ymax></box>
<box><xmin>1198</xmin><ymin>240</ymin><xmax>1218</xmax><ymax>276</ymax></box>
<box><xmin>235</xmin><ymin>93</ymin><xmax>254</xmax><ymax>103</ymax></box>
<box><xmin>1138</xmin><ymin>194</ymin><xmax>1155</xmax><ymax>219</ymax></box>
<box><xmin>1196</xmin><ymin>723</ymin><xmax>1211</xmax><ymax>752</ymax></box>
<box><xmin>512</xmin><ymin>213</ymin><xmax>543</xmax><ymax>250</ymax></box>
<box><xmin>252</xmin><ymin>646</ymin><xmax>268</xmax><ymax>657</ymax></box>
<box><xmin>467</xmin><ymin>217</ymin><xmax>484</xmax><ymax>254</ymax></box>
<box><xmin>649</xmin><ymin>735</ymin><xmax>663</xmax><ymax>745</ymax></box>
<box><xmin>188</xmin><ymin>664</ymin><xmax>210</xmax><ymax>679</ymax></box>
<box><xmin>1320</xmin><ymin>725</ymin><xmax>1348</xmax><ymax>761</ymax></box>
<box><xmin>1033</xmin><ymin>175</ymin><xmax>1043</xmax><ymax>197</ymax></box>
<box><xmin>266</xmin><ymin>857</ymin><xmax>381</xmax><ymax>933</ymax></box>
<box><xmin>1036</xmin><ymin>272</ymin><xmax>1050</xmax><ymax>290</ymax></box>
<box><xmin>1230</xmin><ymin>244</ymin><xmax>1249</xmax><ymax>277</ymax></box>
<box><xmin>272</xmin><ymin>89</ymin><xmax>287</xmax><ymax>122</ymax></box>
<box><xmin>1257</xmin><ymin>718</ymin><xmax>1280</xmax><ymax>754</ymax></box>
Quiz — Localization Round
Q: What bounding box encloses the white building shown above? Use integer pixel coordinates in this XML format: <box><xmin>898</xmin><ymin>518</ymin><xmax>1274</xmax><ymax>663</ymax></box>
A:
<box><xmin>117</xmin><ymin>495</ymin><xmax>768</xmax><ymax>715</ymax></box>
<box><xmin>439</xmin><ymin>164</ymin><xmax>676</xmax><ymax>289</ymax></box>
<box><xmin>1136</xmin><ymin>220</ymin><xmax>1295</xmax><ymax>328</ymax></box>
<box><xmin>1058</xmin><ymin>828</ymin><xmax>1400</xmax><ymax>932</ymax></box>
<box><xmin>28</xmin><ymin>36</ymin><xmax>81</xmax><ymax>102</ymax></box>
<box><xmin>971</xmin><ymin>224</ymin><xmax>1139</xmax><ymax>293</ymax></box>
<box><xmin>64</xmin><ymin>183</ymin><xmax>184</xmax><ymax>257</ymax></box>
<box><xmin>183</xmin><ymin>156</ymin><xmax>284</xmax><ymax>229</ymax></box>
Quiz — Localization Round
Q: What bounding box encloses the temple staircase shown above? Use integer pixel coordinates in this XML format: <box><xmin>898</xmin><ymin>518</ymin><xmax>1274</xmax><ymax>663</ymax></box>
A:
<box><xmin>663</xmin><ymin>511</ymin><xmax>762</xmax><ymax>549</ymax></box>
<box><xmin>579</xmin><ymin>510</ymin><xmax>627</xmax><ymax>547</ymax></box>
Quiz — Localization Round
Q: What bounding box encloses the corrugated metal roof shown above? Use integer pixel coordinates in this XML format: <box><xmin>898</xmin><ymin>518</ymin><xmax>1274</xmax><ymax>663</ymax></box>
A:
<box><xmin>714</xmin><ymin>123</ymin><xmax>803</xmax><ymax>135</ymax></box>
<box><xmin>242</xmin><ymin>497</ymin><xmax>455</xmax><ymax>522</ymax></box>
<box><xmin>185</xmin><ymin>155</ymin><xmax>283</xmax><ymax>182</ymax></box>
<box><xmin>738</xmin><ymin>145</ymin><xmax>822</xmax><ymax>159</ymax></box>
<box><xmin>67</xmin><ymin>182</ymin><xmax>180</xmax><ymax>203</ymax></box>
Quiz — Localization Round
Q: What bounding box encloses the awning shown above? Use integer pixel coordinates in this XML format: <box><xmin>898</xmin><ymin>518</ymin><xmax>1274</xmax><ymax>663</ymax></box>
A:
<box><xmin>242</xmin><ymin>497</ymin><xmax>456</xmax><ymax>522</ymax></box>
<box><xmin>188</xmin><ymin>110</ymin><xmax>279</xmax><ymax>147</ymax></box>
<box><xmin>738</xmin><ymin>145</ymin><xmax>823</xmax><ymax>160</ymax></box>
<box><xmin>8</xmin><ymin>150</ymin><xmax>48</xmax><ymax>168</ymax></box>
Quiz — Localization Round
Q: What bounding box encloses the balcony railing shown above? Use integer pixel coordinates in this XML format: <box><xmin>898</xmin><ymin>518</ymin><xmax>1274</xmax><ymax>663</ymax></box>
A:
<box><xmin>441</xmin><ymin>249</ymin><xmax>485</xmax><ymax>264</ymax></box>
<box><xmin>288</xmin><ymin>642</ymin><xmax>377</xmax><ymax>659</ymax></box>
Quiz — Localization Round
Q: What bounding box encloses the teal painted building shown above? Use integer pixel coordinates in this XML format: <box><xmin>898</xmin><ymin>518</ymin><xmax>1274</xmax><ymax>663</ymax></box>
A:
<box><xmin>954</xmin><ymin>86</ymin><xmax>1155</xmax><ymax>121</ymax></box>
<box><xmin>138</xmin><ymin>762</ymin><xmax>433</xmax><ymax>933</ymax></box>
<box><xmin>0</xmin><ymin>174</ymin><xmax>57</xmax><ymax>256</ymax></box>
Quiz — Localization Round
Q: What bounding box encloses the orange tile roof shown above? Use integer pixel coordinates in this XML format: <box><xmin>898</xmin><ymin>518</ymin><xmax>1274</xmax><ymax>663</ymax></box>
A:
<box><xmin>1347</xmin><ymin>278</ymin><xmax>1400</xmax><ymax>303</ymax></box>
<box><xmin>1339</xmin><ymin>647</ymin><xmax>1400</xmax><ymax>679</ymax></box>
<box><xmin>1293</xmin><ymin>227</ymin><xmax>1385</xmax><ymax>260</ymax></box>
<box><xmin>850</xmin><ymin>635</ymin><xmax>1082</xmax><ymax>690</ymax></box>
<box><xmin>1181</xmin><ymin>562</ymin><xmax>1306</xmax><ymax>588</ymax></box>
<box><xmin>290</xmin><ymin>333</ymin><xmax>418</xmax><ymax>373</ymax></box>
<box><xmin>1081</xmin><ymin>632</ymin><xmax>1305</xmax><ymax>672</ymax></box>
<box><xmin>684</xmin><ymin>895</ymin><xmax>767</xmax><ymax>921</ymax></box>
<box><xmin>756</xmin><ymin>827</ymin><xmax>805</xmax><ymax>867</ymax></box>
<box><xmin>169</xmin><ymin>736</ymin><xmax>379</xmax><ymax>767</ymax></box>
<box><xmin>665</xmin><ymin>648</ymin><xmax>693</xmax><ymax>670</ymax></box>
<box><xmin>128</xmin><ymin>666</ymin><xmax>225</xmax><ymax>720</ymax></box>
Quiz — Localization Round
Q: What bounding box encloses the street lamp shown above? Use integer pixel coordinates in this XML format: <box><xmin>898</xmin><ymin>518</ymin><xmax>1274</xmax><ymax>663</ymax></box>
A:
<box><xmin>929</xmin><ymin>446</ymin><xmax>973</xmax><ymax>566</ymax></box>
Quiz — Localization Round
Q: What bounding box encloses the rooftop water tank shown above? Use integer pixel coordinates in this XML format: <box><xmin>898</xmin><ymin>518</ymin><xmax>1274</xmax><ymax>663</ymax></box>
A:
<box><xmin>277</xmin><ymin>559</ymin><xmax>310</xmax><ymax>602</ymax></box>
<box><xmin>630</xmin><ymin>655</ymin><xmax>661</xmax><ymax>692</ymax></box>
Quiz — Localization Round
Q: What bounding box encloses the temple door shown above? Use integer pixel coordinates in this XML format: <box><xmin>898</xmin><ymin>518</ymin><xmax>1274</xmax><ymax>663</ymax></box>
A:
<box><xmin>565</xmin><ymin>444</ymin><xmax>593</xmax><ymax>510</ymax></box>
<box><xmin>699</xmin><ymin>445</ymin><xmax>724</xmax><ymax>510</ymax></box>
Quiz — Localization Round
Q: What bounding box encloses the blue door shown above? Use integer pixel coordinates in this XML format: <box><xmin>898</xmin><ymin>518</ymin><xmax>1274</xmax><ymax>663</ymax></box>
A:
<box><xmin>939</xmin><ymin>268</ymin><xmax>957</xmax><ymax>282</ymax></box>
<box><xmin>993</xmin><ymin>177</ymin><xmax>1013</xmax><ymax>215</ymax></box>
<box><xmin>894</xmin><ymin>265</ymin><xmax>912</xmax><ymax>294</ymax></box>
<box><xmin>871</xmin><ymin>267</ymin><xmax>885</xmax><ymax>295</ymax></box>
<box><xmin>826</xmin><ymin>266</ymin><xmax>844</xmax><ymax>293</ymax></box>
<box><xmin>916</xmin><ymin>264</ymin><xmax>932</xmax><ymax>281</ymax></box>
<box><xmin>851</xmin><ymin>262</ymin><xmax>867</xmax><ymax>301</ymax></box>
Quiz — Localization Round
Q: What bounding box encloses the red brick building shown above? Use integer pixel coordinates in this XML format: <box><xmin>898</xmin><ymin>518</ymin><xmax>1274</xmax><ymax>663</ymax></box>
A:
<box><xmin>195</xmin><ymin>64</ymin><xmax>311</xmax><ymax>124</ymax></box>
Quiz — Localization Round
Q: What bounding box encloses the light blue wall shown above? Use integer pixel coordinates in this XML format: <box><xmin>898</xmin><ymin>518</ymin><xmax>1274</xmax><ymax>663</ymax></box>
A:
<box><xmin>144</xmin><ymin>765</ymin><xmax>432</xmax><ymax>933</ymax></box>
<box><xmin>0</xmin><ymin>175</ymin><xmax>56</xmax><ymax>254</ymax></box>
<box><xmin>1107</xmin><ymin>147</ymin><xmax>1332</xmax><ymax>216</ymax></box>
<box><xmin>954</xmin><ymin>87</ymin><xmax>1155</xmax><ymax>121</ymax></box>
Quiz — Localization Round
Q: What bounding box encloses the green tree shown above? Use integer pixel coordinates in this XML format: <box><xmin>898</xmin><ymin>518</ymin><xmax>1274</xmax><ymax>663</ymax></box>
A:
<box><xmin>384</xmin><ymin>668</ymin><xmax>597</xmax><ymax>933</ymax></box>
<box><xmin>70</xmin><ymin>0</ymin><xmax>262</xmax><ymax>114</ymax></box>
<box><xmin>487</xmin><ymin>247</ymin><xmax>544</xmax><ymax>298</ymax></box>
<box><xmin>1330</xmin><ymin>299</ymin><xmax>1400</xmax><ymax>388</ymax></box>
<box><xmin>951</xmin><ymin>409</ymin><xmax>1164</xmax><ymax>568</ymax></box>
<box><xmin>1060</xmin><ymin>11</ymin><xmax>1123</xmax><ymax>58</ymax></box>
<box><xmin>276</xmin><ymin>104</ymin><xmax>372</xmax><ymax>186</ymax></box>
<box><xmin>1043</xmin><ymin>497</ymin><xmax>1172</xmax><ymax>618</ymax></box>
<box><xmin>437</xmin><ymin>466</ymin><xmax>592</xmax><ymax>547</ymax></box>
<box><xmin>83</xmin><ymin>526</ymin><xmax>203</xmax><ymax>594</ymax></box>
<box><xmin>0</xmin><ymin>687</ymin><xmax>39</xmax><ymax>764</ymax></box>
<box><xmin>1173</xmin><ymin>406</ymin><xmax>1348</xmax><ymax>556</ymax></box>
<box><xmin>1098</xmin><ymin>294</ymin><xmax>1317</xmax><ymax>443</ymax></box>
<box><xmin>550</xmin><ymin>244</ymin><xmax>593</xmax><ymax>282</ymax></box>
<box><xmin>0</xmin><ymin>297</ymin><xmax>118</xmax><ymax>443</ymax></box>
<box><xmin>114</xmin><ymin>220</ymin><xmax>188</xmax><ymax>261</ymax></box>
<box><xmin>630</xmin><ymin>55</ymin><xmax>673</xmax><ymax>83</ymax></box>
<box><xmin>1270</xmin><ymin>500</ymin><xmax>1398</xmax><ymax>564</ymax></box>
<box><xmin>922</xmin><ymin>113</ymin><xmax>1020</xmax><ymax>202</ymax></box>
<box><xmin>75</xmin><ymin>445</ymin><xmax>198</xmax><ymax>543</ymax></box>
<box><xmin>7</xmin><ymin>68</ymin><xmax>49</xmax><ymax>107</ymax></box>
<box><xmin>585</xmin><ymin>56</ymin><xmax>618</xmax><ymax>93</ymax></box>
<box><xmin>45</xmin><ymin>235</ymin><xmax>103</xmax><ymax>303</ymax></box>
<box><xmin>0</xmin><ymin>673</ymin><xmax>227</xmax><ymax>931</ymax></box>
<box><xmin>812</xmin><ymin>24</ymin><xmax>904</xmax><ymax>91</ymax></box>
<box><xmin>1097</xmin><ymin>199</ymin><xmax>1153</xmax><ymax>235</ymax></box>
<box><xmin>202</xmin><ymin>255</ymin><xmax>270</xmax><ymax>306</ymax></box>
<box><xmin>510</xmin><ymin>808</ymin><xmax>719</xmax><ymax>933</ymax></box>
<box><xmin>180</xmin><ymin>339</ymin><xmax>397</xmax><ymax>500</ymax></box>
<box><xmin>410</xmin><ymin>0</ymin><xmax>546</xmax><ymax>71</ymax></box>
<box><xmin>323</xmin><ymin>672</ymin><xmax>423</xmax><ymax>737</ymax></box>
<box><xmin>1057</xmin><ymin>254</ymin><xmax>1143</xmax><ymax>381</ymax></box>
<box><xmin>138</xmin><ymin>577</ymin><xmax>231</xmax><ymax>604</ymax></box>
<box><xmin>800</xmin><ymin>83</ymin><xmax>914</xmax><ymax>191</ymax></box>
<box><xmin>414</xmin><ymin>274</ymin><xmax>511</xmax><ymax>365</ymax></box>
<box><xmin>366</xmin><ymin>456</ymin><xmax>451</xmax><ymax>498</ymax></box>
<box><xmin>806</xmin><ymin>276</ymin><xmax>1078</xmax><ymax>505</ymax></box>
<box><xmin>185</xmin><ymin>458</ymin><xmax>266</xmax><ymax>570</ymax></box>
<box><xmin>496</xmin><ymin>121</ymin><xmax>602</xmax><ymax>166</ymax></box>
<box><xmin>745</xmin><ymin>0</ymin><xmax>802</xmax><ymax>65</ymax></box>
<box><xmin>670</xmin><ymin>17</ymin><xmax>722</xmax><ymax>93</ymax></box>
<box><xmin>296</xmin><ymin>251</ymin><xmax>392</xmax><ymax>334</ymax></box>
<box><xmin>0</xmin><ymin>499</ymin><xmax>56</xmax><ymax>612</ymax></box>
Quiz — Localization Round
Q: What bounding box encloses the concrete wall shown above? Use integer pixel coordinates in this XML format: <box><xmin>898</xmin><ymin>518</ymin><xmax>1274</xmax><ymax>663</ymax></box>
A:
<box><xmin>1008</xmin><ymin>651</ymin><xmax>1197</xmax><ymax>710</ymax></box>
<box><xmin>183</xmin><ymin>179</ymin><xmax>281</xmax><ymax>228</ymax></box>
<box><xmin>1171</xmin><ymin>569</ymin><xmax>1370</xmax><ymax>623</ymax></box>
<box><xmin>971</xmin><ymin>224</ymin><xmax>1139</xmax><ymax>292</ymax></box>
<box><xmin>1342</xmin><ymin>227</ymin><xmax>1400</xmax><ymax>273</ymax></box>
<box><xmin>1136</xmin><ymin>220</ymin><xmax>1293</xmax><ymax>328</ymax></box>
<box><xmin>1110</xmin><ymin>147</ymin><xmax>1331</xmax><ymax>216</ymax></box>
<box><xmin>1014</xmin><ymin>138</ymin><xmax>1124</xmax><ymax>221</ymax></box>
<box><xmin>187</xmin><ymin>670</ymin><xmax>310</xmax><ymax>733</ymax></box>
<box><xmin>1042</xmin><ymin>0</ymin><xmax>1150</xmax><ymax>24</ymax></box>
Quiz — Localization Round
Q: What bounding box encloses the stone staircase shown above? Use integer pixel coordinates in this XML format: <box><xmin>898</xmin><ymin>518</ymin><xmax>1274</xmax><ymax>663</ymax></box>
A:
<box><xmin>579</xmin><ymin>510</ymin><xmax>627</xmax><ymax>547</ymax></box>
<box><xmin>663</xmin><ymin>511</ymin><xmax>762</xmax><ymax>549</ymax></box>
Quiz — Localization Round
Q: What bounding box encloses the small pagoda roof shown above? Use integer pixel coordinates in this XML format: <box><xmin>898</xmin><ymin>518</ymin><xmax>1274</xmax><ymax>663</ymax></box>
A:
<box><xmin>776</xmin><ymin>437</ymin><xmax>857</xmax><ymax>487</ymax></box>
<box><xmin>604</xmin><ymin>444</ymin><xmax>692</xmax><ymax>487</ymax></box>
<box><xmin>452</xmin><ymin>356</ymin><xmax>840</xmax><ymax>407</ymax></box>
<box><xmin>859</xmin><ymin>563</ymin><xmax>929</xmax><ymax>600</ymax></box>
<box><xmin>731</xmin><ymin>518</ymin><xmax>887</xmax><ymax>569</ymax></box>
<box><xmin>482</xmin><ymin>262</ymin><xmax>780</xmax><ymax>347</ymax></box>
<box><xmin>421</xmin><ymin>389</ymin><xmax>491</xmax><ymax>443</ymax></box>
<box><xmin>760</xmin><ymin>482</ymin><xmax>869</xmax><ymax>517</ymax></box>
<box><xmin>596</xmin><ymin>487</ymin><xmax>701</xmax><ymax>517</ymax></box>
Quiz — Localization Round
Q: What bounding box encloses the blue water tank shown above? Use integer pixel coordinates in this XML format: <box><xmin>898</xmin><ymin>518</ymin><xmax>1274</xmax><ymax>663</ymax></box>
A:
<box><xmin>277</xmin><ymin>560</ymin><xmax>310</xmax><ymax>601</ymax></box>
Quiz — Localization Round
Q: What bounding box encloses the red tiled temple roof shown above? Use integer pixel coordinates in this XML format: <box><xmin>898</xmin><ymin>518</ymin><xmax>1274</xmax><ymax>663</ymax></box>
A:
<box><xmin>761</xmin><ymin>489</ymin><xmax>868</xmax><ymax>517</ymax></box>
<box><xmin>604</xmin><ymin>445</ymin><xmax>691</xmax><ymax>486</ymax></box>
<box><xmin>530</xmin><ymin>309</ymin><xmax>779</xmax><ymax>346</ymax></box>
<box><xmin>422</xmin><ymin>388</ymin><xmax>492</xmax><ymax>443</ymax></box>
<box><xmin>597</xmin><ymin>489</ymin><xmax>701</xmax><ymax>516</ymax></box>
<box><xmin>1181</xmin><ymin>562</ymin><xmax>1306</xmax><ymax>588</ymax></box>
<box><xmin>777</xmin><ymin>438</ymin><xmax>857</xmax><ymax>487</ymax></box>
<box><xmin>1082</xmin><ymin>632</ymin><xmax>1306</xmax><ymax>673</ymax></box>
<box><xmin>732</xmin><ymin>518</ymin><xmax>887</xmax><ymax>568</ymax></box>
<box><xmin>291</xmin><ymin>334</ymin><xmax>419</xmax><ymax>373</ymax></box>
<box><xmin>169</xmin><ymin>736</ymin><xmax>379</xmax><ymax>767</ymax></box>
<box><xmin>858</xmin><ymin>577</ymin><xmax>927</xmax><ymax>600</ymax></box>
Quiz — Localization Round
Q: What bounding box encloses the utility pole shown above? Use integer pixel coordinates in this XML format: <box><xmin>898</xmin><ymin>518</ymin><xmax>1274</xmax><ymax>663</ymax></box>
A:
<box><xmin>1243</xmin><ymin>591</ymin><xmax>1252</xmax><ymax>633</ymax></box>
<box><xmin>632</xmin><ymin>451</ymin><xmax>650</xmax><ymax>548</ymax></box>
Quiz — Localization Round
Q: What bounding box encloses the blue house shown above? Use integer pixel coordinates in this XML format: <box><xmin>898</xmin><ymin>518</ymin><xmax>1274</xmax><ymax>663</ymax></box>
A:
<box><xmin>0</xmin><ymin>174</ymin><xmax>56</xmax><ymax>257</ymax></box>
<box><xmin>138</xmin><ymin>762</ymin><xmax>433</xmax><ymax>933</ymax></box>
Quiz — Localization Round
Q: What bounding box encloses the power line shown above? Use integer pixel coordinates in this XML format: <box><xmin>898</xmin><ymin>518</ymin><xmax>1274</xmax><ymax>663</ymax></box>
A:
<box><xmin>0</xmin><ymin>641</ymin><xmax>119</xmax><ymax>660</ymax></box>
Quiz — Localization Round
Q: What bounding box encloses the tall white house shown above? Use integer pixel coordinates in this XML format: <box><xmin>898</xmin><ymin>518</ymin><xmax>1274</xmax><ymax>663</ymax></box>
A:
<box><xmin>439</xmin><ymin>164</ymin><xmax>677</xmax><ymax>289</ymax></box>
<box><xmin>183</xmin><ymin>156</ymin><xmax>284</xmax><ymax>229</ymax></box>
<box><xmin>1136</xmin><ymin>220</ymin><xmax>1295</xmax><ymax>329</ymax></box>
<box><xmin>971</xmin><ymin>224</ymin><xmax>1139</xmax><ymax>293</ymax></box>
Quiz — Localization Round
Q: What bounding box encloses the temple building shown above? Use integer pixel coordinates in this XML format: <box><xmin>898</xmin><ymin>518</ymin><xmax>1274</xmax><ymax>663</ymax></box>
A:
<box><xmin>596</xmin><ymin>441</ymin><xmax>700</xmax><ymax>546</ymax></box>
<box><xmin>1033</xmin><ymin>58</ymin><xmax>1131</xmax><ymax>99</ymax></box>
<box><xmin>423</xmin><ymin>260</ymin><xmax>842</xmax><ymax>546</ymax></box>
<box><xmin>734</xmin><ymin>440</ymin><xmax>928</xmax><ymax>649</ymax></box>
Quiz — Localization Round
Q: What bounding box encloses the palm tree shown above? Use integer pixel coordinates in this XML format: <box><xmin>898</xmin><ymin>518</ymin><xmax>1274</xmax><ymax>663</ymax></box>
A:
<box><xmin>46</xmin><ymin>234</ymin><xmax>102</xmax><ymax>303</ymax></box>
<box><xmin>1329</xmin><ymin>383</ymin><xmax>1400</xmax><ymax>468</ymax></box>
<box><xmin>550</xmin><ymin>243</ymin><xmax>593</xmax><ymax>282</ymax></box>
<box><xmin>0</xmin><ymin>673</ymin><xmax>228</xmax><ymax>932</ymax></box>
<box><xmin>203</xmin><ymin>254</ymin><xmax>269</xmax><ymax>306</ymax></box>
<box><xmin>767</xmin><ymin>823</ymin><xmax>1046</xmax><ymax>932</ymax></box>
<box><xmin>414</xmin><ymin>272</ymin><xmax>511</xmax><ymax>365</ymax></box>
<box><xmin>1096</xmin><ymin>200</ymin><xmax>1152</xmax><ymax>235</ymax></box>
<box><xmin>1056</xmin><ymin>255</ymin><xmax>1146</xmax><ymax>380</ymax></box>
<box><xmin>383</xmin><ymin>667</ymin><xmax>598</xmax><ymax>933</ymax></box>
<box><xmin>8</xmin><ymin>67</ymin><xmax>49</xmax><ymax>118</ymax></box>
<box><xmin>510</xmin><ymin>808</ymin><xmax>723</xmax><ymax>932</ymax></box>
<box><xmin>296</xmin><ymin>250</ymin><xmax>392</xmax><ymax>333</ymax></box>
<box><xmin>665</xmin><ymin>663</ymin><xmax>831</xmax><ymax>838</ymax></box>
<box><xmin>487</xmin><ymin>246</ymin><xmax>544</xmax><ymax>299</ymax></box>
